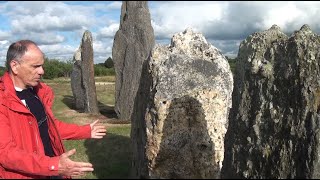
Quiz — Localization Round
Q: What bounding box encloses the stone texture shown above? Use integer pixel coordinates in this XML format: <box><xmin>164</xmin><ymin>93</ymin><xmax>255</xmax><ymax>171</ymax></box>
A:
<box><xmin>70</xmin><ymin>30</ymin><xmax>99</xmax><ymax>114</ymax></box>
<box><xmin>131</xmin><ymin>28</ymin><xmax>233</xmax><ymax>178</ymax></box>
<box><xmin>112</xmin><ymin>1</ymin><xmax>155</xmax><ymax>121</ymax></box>
<box><xmin>222</xmin><ymin>24</ymin><xmax>320</xmax><ymax>179</ymax></box>
<box><xmin>70</xmin><ymin>49</ymin><xmax>84</xmax><ymax>110</ymax></box>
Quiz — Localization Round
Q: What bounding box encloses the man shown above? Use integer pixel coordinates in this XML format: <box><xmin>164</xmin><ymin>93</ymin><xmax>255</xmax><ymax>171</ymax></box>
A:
<box><xmin>0</xmin><ymin>40</ymin><xmax>107</xmax><ymax>179</ymax></box>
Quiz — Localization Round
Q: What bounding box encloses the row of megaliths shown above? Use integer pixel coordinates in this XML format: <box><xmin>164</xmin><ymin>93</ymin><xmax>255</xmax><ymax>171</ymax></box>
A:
<box><xmin>71</xmin><ymin>30</ymin><xmax>100</xmax><ymax>115</ymax></box>
<box><xmin>112</xmin><ymin>1</ymin><xmax>233</xmax><ymax>179</ymax></box>
<box><xmin>113</xmin><ymin>1</ymin><xmax>320</xmax><ymax>179</ymax></box>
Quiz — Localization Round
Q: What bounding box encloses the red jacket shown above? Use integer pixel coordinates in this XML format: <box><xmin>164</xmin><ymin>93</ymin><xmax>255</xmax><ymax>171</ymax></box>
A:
<box><xmin>0</xmin><ymin>72</ymin><xmax>91</xmax><ymax>179</ymax></box>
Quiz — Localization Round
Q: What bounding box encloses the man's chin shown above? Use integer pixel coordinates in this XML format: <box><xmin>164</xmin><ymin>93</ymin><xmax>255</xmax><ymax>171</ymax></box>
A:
<box><xmin>30</xmin><ymin>81</ymin><xmax>40</xmax><ymax>87</ymax></box>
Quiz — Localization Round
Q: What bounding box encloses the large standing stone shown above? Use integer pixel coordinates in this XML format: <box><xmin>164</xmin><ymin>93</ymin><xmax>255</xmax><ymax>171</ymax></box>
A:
<box><xmin>71</xmin><ymin>30</ymin><xmax>99</xmax><ymax>114</ymax></box>
<box><xmin>70</xmin><ymin>49</ymin><xmax>84</xmax><ymax>110</ymax></box>
<box><xmin>131</xmin><ymin>28</ymin><xmax>233</xmax><ymax>178</ymax></box>
<box><xmin>222</xmin><ymin>24</ymin><xmax>320</xmax><ymax>179</ymax></box>
<box><xmin>112</xmin><ymin>1</ymin><xmax>155</xmax><ymax>120</ymax></box>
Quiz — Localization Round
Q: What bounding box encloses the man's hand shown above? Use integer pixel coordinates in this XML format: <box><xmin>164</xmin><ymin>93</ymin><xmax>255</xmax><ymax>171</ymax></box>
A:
<box><xmin>58</xmin><ymin>149</ymin><xmax>94</xmax><ymax>177</ymax></box>
<box><xmin>90</xmin><ymin>120</ymin><xmax>107</xmax><ymax>139</ymax></box>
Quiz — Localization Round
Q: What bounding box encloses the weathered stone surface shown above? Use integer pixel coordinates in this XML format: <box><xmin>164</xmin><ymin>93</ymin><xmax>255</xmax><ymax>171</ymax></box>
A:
<box><xmin>112</xmin><ymin>1</ymin><xmax>155</xmax><ymax>121</ymax></box>
<box><xmin>131</xmin><ymin>28</ymin><xmax>233</xmax><ymax>178</ymax></box>
<box><xmin>70</xmin><ymin>49</ymin><xmax>84</xmax><ymax>110</ymax></box>
<box><xmin>222</xmin><ymin>24</ymin><xmax>320</xmax><ymax>179</ymax></box>
<box><xmin>70</xmin><ymin>30</ymin><xmax>99</xmax><ymax>114</ymax></box>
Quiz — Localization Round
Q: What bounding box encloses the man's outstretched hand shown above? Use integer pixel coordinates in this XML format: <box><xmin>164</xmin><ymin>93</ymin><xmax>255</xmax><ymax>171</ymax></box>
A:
<box><xmin>58</xmin><ymin>149</ymin><xmax>93</xmax><ymax>178</ymax></box>
<box><xmin>90</xmin><ymin>120</ymin><xmax>107</xmax><ymax>139</ymax></box>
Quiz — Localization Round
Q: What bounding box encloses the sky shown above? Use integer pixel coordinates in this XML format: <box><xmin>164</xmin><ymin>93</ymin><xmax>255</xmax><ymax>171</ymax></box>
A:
<box><xmin>0</xmin><ymin>1</ymin><xmax>320</xmax><ymax>67</ymax></box>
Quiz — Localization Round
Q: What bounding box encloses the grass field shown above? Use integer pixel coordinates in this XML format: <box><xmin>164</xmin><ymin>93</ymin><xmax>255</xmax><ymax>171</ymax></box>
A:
<box><xmin>43</xmin><ymin>76</ymin><xmax>132</xmax><ymax>179</ymax></box>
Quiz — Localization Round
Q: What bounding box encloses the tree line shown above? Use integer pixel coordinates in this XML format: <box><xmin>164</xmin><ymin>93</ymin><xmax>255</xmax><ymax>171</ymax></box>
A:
<box><xmin>225</xmin><ymin>56</ymin><xmax>236</xmax><ymax>74</ymax></box>
<box><xmin>0</xmin><ymin>57</ymin><xmax>115</xmax><ymax>79</ymax></box>
<box><xmin>0</xmin><ymin>56</ymin><xmax>237</xmax><ymax>79</ymax></box>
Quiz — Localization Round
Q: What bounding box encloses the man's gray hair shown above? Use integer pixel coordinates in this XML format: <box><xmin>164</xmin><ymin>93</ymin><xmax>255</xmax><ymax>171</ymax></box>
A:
<box><xmin>6</xmin><ymin>40</ymin><xmax>38</xmax><ymax>72</ymax></box>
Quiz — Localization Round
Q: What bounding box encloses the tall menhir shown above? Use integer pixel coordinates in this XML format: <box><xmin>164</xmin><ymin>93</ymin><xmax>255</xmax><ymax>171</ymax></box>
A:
<box><xmin>112</xmin><ymin>1</ymin><xmax>155</xmax><ymax>121</ymax></box>
<box><xmin>71</xmin><ymin>30</ymin><xmax>99</xmax><ymax>114</ymax></box>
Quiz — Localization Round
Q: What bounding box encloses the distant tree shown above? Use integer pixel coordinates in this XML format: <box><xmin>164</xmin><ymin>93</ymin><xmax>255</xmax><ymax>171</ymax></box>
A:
<box><xmin>0</xmin><ymin>66</ymin><xmax>5</xmax><ymax>76</ymax></box>
<box><xmin>227</xmin><ymin>57</ymin><xmax>237</xmax><ymax>74</ymax></box>
<box><xmin>104</xmin><ymin>57</ymin><xmax>114</xmax><ymax>68</ymax></box>
<box><xmin>43</xmin><ymin>58</ymin><xmax>73</xmax><ymax>79</ymax></box>
<box><xmin>0</xmin><ymin>56</ymin><xmax>75</xmax><ymax>78</ymax></box>
<box><xmin>94</xmin><ymin>64</ymin><xmax>115</xmax><ymax>76</ymax></box>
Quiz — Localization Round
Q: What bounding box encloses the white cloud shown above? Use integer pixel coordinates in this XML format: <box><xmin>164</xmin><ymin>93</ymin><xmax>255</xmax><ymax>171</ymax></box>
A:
<box><xmin>93</xmin><ymin>40</ymin><xmax>112</xmax><ymax>54</ymax></box>
<box><xmin>150</xmin><ymin>1</ymin><xmax>227</xmax><ymax>40</ymax></box>
<box><xmin>263</xmin><ymin>3</ymin><xmax>303</xmax><ymax>28</ymax></box>
<box><xmin>149</xmin><ymin>1</ymin><xmax>320</xmax><ymax>58</ymax></box>
<box><xmin>0</xmin><ymin>30</ymin><xmax>11</xmax><ymax>40</ymax></box>
<box><xmin>0</xmin><ymin>40</ymin><xmax>9</xmax><ymax>45</ymax></box>
<box><xmin>106</xmin><ymin>1</ymin><xmax>122</xmax><ymax>10</ymax></box>
<box><xmin>39</xmin><ymin>44</ymin><xmax>76</xmax><ymax>61</ymax></box>
<box><xmin>261</xmin><ymin>2</ymin><xmax>320</xmax><ymax>34</ymax></box>
<box><xmin>9</xmin><ymin>2</ymin><xmax>93</xmax><ymax>33</ymax></box>
<box><xmin>210</xmin><ymin>39</ymin><xmax>242</xmax><ymax>58</ymax></box>
<box><xmin>16</xmin><ymin>32</ymin><xmax>65</xmax><ymax>45</ymax></box>
<box><xmin>97</xmin><ymin>23</ymin><xmax>119</xmax><ymax>39</ymax></box>
<box><xmin>0</xmin><ymin>40</ymin><xmax>10</xmax><ymax>66</ymax></box>
<box><xmin>93</xmin><ymin>39</ymin><xmax>113</xmax><ymax>64</ymax></box>
<box><xmin>0</xmin><ymin>1</ymin><xmax>118</xmax><ymax>66</ymax></box>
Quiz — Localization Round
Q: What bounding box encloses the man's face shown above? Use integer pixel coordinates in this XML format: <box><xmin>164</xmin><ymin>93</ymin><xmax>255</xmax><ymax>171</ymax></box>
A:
<box><xmin>12</xmin><ymin>44</ymin><xmax>45</xmax><ymax>88</ymax></box>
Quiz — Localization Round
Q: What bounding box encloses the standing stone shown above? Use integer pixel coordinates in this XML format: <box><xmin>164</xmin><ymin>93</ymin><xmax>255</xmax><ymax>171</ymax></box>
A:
<box><xmin>222</xmin><ymin>24</ymin><xmax>320</xmax><ymax>179</ymax></box>
<box><xmin>112</xmin><ymin>1</ymin><xmax>155</xmax><ymax>121</ymax></box>
<box><xmin>71</xmin><ymin>49</ymin><xmax>84</xmax><ymax>110</ymax></box>
<box><xmin>71</xmin><ymin>30</ymin><xmax>99</xmax><ymax>114</ymax></box>
<box><xmin>131</xmin><ymin>28</ymin><xmax>233</xmax><ymax>178</ymax></box>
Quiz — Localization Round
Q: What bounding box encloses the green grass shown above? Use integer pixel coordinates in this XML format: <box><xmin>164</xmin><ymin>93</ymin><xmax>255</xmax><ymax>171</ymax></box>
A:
<box><xmin>95</xmin><ymin>76</ymin><xmax>115</xmax><ymax>83</ymax></box>
<box><xmin>43</xmin><ymin>76</ymin><xmax>132</xmax><ymax>179</ymax></box>
<box><xmin>42</xmin><ymin>75</ymin><xmax>115</xmax><ymax>84</ymax></box>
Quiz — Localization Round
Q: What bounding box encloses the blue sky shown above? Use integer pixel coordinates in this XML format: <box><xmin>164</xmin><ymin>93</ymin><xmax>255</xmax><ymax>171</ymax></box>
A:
<box><xmin>0</xmin><ymin>1</ymin><xmax>320</xmax><ymax>66</ymax></box>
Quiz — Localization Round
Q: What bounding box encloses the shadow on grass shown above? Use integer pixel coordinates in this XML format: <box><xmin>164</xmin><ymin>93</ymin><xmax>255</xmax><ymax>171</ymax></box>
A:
<box><xmin>62</xmin><ymin>95</ymin><xmax>118</xmax><ymax>119</ymax></box>
<box><xmin>84</xmin><ymin>132</ymin><xmax>132</xmax><ymax>179</ymax></box>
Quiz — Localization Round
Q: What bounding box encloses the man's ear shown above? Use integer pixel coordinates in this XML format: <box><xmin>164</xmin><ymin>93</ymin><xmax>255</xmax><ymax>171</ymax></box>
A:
<box><xmin>10</xmin><ymin>60</ymin><xmax>20</xmax><ymax>74</ymax></box>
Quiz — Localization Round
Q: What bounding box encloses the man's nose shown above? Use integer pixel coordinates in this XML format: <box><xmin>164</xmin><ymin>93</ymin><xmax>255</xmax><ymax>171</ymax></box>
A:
<box><xmin>38</xmin><ymin>66</ymin><xmax>44</xmax><ymax>75</ymax></box>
